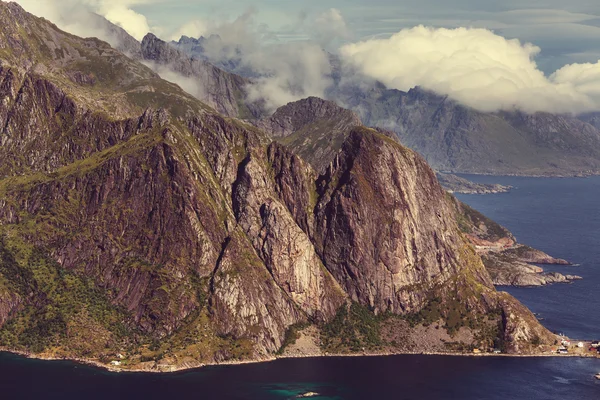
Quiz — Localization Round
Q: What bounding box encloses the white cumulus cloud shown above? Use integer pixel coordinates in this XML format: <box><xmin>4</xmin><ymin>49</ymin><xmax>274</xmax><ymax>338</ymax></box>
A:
<box><xmin>339</xmin><ymin>25</ymin><xmax>600</xmax><ymax>114</ymax></box>
<box><xmin>14</xmin><ymin>0</ymin><xmax>152</xmax><ymax>41</ymax></box>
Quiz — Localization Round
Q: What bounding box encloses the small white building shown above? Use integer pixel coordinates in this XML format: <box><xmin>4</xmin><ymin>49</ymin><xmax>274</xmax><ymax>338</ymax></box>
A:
<box><xmin>577</xmin><ymin>342</ymin><xmax>585</xmax><ymax>348</ymax></box>
<box><xmin>110</xmin><ymin>361</ymin><xmax>122</xmax><ymax>366</ymax></box>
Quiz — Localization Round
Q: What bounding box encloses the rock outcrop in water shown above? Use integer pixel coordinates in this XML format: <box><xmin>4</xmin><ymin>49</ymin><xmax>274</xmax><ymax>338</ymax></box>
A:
<box><xmin>453</xmin><ymin>200</ymin><xmax>580</xmax><ymax>287</ymax></box>
<box><xmin>437</xmin><ymin>173</ymin><xmax>511</xmax><ymax>194</ymax></box>
<box><xmin>0</xmin><ymin>1</ymin><xmax>557</xmax><ymax>369</ymax></box>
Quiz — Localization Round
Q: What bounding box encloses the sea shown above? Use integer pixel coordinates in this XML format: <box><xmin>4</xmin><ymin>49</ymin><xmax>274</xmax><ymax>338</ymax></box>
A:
<box><xmin>1</xmin><ymin>175</ymin><xmax>599</xmax><ymax>400</ymax></box>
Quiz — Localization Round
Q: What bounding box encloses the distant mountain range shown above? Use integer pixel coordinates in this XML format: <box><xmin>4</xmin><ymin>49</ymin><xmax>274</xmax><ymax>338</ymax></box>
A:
<box><xmin>330</xmin><ymin>84</ymin><xmax>600</xmax><ymax>176</ymax></box>
<box><xmin>163</xmin><ymin>33</ymin><xmax>600</xmax><ymax>176</ymax></box>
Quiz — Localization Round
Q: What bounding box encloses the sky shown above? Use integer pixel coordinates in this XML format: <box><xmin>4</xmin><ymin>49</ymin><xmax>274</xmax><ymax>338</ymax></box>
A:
<box><xmin>12</xmin><ymin>0</ymin><xmax>600</xmax><ymax>114</ymax></box>
<box><xmin>118</xmin><ymin>0</ymin><xmax>600</xmax><ymax>73</ymax></box>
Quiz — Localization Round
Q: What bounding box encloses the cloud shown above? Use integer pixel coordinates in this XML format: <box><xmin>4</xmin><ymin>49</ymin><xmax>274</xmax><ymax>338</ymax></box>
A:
<box><xmin>339</xmin><ymin>25</ymin><xmax>600</xmax><ymax>113</ymax></box>
<box><xmin>551</xmin><ymin>61</ymin><xmax>600</xmax><ymax>100</ymax></box>
<box><xmin>140</xmin><ymin>60</ymin><xmax>207</xmax><ymax>100</ymax></box>
<box><xmin>172</xmin><ymin>9</ymin><xmax>334</xmax><ymax>112</ymax></box>
<box><xmin>97</xmin><ymin>1</ymin><xmax>151</xmax><ymax>40</ymax></box>
<box><xmin>169</xmin><ymin>20</ymin><xmax>209</xmax><ymax>41</ymax></box>
<box><xmin>245</xmin><ymin>42</ymin><xmax>334</xmax><ymax>111</ymax></box>
<box><xmin>310</xmin><ymin>8</ymin><xmax>351</xmax><ymax>48</ymax></box>
<box><xmin>14</xmin><ymin>0</ymin><xmax>152</xmax><ymax>41</ymax></box>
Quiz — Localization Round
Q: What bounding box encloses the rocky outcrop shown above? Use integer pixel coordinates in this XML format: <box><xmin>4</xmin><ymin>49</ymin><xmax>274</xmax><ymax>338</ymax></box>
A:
<box><xmin>313</xmin><ymin>127</ymin><xmax>491</xmax><ymax>313</ymax></box>
<box><xmin>437</xmin><ymin>173</ymin><xmax>511</xmax><ymax>194</ymax></box>
<box><xmin>232</xmin><ymin>150</ymin><xmax>346</xmax><ymax>321</ymax></box>
<box><xmin>209</xmin><ymin>231</ymin><xmax>304</xmax><ymax>354</ymax></box>
<box><xmin>255</xmin><ymin>97</ymin><xmax>362</xmax><ymax>172</ymax></box>
<box><xmin>483</xmin><ymin>253</ymin><xmax>581</xmax><ymax>287</ymax></box>
<box><xmin>497</xmin><ymin>292</ymin><xmax>557</xmax><ymax>353</ymax></box>
<box><xmin>501</xmin><ymin>245</ymin><xmax>570</xmax><ymax>265</ymax></box>
<box><xmin>453</xmin><ymin>198</ymin><xmax>578</xmax><ymax>287</ymax></box>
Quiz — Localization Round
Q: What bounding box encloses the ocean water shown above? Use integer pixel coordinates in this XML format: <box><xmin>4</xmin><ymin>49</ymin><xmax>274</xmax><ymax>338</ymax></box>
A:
<box><xmin>1</xmin><ymin>176</ymin><xmax>600</xmax><ymax>399</ymax></box>
<box><xmin>456</xmin><ymin>175</ymin><xmax>600</xmax><ymax>340</ymax></box>
<box><xmin>1</xmin><ymin>352</ymin><xmax>599</xmax><ymax>400</ymax></box>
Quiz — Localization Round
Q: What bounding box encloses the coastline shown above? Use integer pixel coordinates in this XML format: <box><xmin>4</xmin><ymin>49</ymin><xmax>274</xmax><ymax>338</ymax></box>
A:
<box><xmin>2</xmin><ymin>346</ymin><xmax>599</xmax><ymax>375</ymax></box>
<box><xmin>440</xmin><ymin>171</ymin><xmax>600</xmax><ymax>179</ymax></box>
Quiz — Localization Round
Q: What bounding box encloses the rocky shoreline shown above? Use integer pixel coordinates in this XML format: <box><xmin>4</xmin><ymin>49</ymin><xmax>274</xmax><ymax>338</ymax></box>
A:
<box><xmin>437</xmin><ymin>173</ymin><xmax>512</xmax><ymax>194</ymax></box>
<box><xmin>3</xmin><ymin>342</ymin><xmax>600</xmax><ymax>375</ymax></box>
<box><xmin>480</xmin><ymin>245</ymin><xmax>582</xmax><ymax>287</ymax></box>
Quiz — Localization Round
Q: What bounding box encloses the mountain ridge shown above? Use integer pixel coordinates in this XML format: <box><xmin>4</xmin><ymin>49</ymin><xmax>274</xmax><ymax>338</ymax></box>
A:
<box><xmin>0</xmin><ymin>1</ymin><xmax>557</xmax><ymax>371</ymax></box>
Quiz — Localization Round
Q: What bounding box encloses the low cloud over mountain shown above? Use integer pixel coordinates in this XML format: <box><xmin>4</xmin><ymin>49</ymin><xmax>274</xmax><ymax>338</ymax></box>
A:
<box><xmin>14</xmin><ymin>0</ymin><xmax>600</xmax><ymax>115</ymax></box>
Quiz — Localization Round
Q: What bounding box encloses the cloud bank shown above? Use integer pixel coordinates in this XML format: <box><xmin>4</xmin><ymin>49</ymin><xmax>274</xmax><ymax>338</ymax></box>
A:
<box><xmin>339</xmin><ymin>25</ymin><xmax>600</xmax><ymax>114</ymax></box>
<box><xmin>14</xmin><ymin>0</ymin><xmax>600</xmax><ymax>115</ymax></box>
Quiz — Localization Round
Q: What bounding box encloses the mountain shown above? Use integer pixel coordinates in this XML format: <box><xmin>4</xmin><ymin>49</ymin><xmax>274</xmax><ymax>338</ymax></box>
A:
<box><xmin>85</xmin><ymin>12</ymin><xmax>143</xmax><ymax>59</ymax></box>
<box><xmin>254</xmin><ymin>97</ymin><xmax>362</xmax><ymax>172</ymax></box>
<box><xmin>168</xmin><ymin>38</ymin><xmax>600</xmax><ymax>176</ymax></box>
<box><xmin>170</xmin><ymin>35</ymin><xmax>254</xmax><ymax>78</ymax></box>
<box><xmin>72</xmin><ymin>16</ymin><xmax>264</xmax><ymax>120</ymax></box>
<box><xmin>0</xmin><ymin>1</ymin><xmax>554</xmax><ymax>370</ymax></box>
<box><xmin>331</xmin><ymin>84</ymin><xmax>600</xmax><ymax>176</ymax></box>
<box><xmin>140</xmin><ymin>33</ymin><xmax>264</xmax><ymax>119</ymax></box>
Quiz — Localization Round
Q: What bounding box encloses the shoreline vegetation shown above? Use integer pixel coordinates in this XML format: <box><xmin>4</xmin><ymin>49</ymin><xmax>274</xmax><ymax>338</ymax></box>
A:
<box><xmin>2</xmin><ymin>344</ymin><xmax>600</xmax><ymax>374</ymax></box>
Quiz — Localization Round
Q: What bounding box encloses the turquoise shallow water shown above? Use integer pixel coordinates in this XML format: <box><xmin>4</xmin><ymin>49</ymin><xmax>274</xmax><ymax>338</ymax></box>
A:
<box><xmin>1</xmin><ymin>176</ymin><xmax>600</xmax><ymax>399</ymax></box>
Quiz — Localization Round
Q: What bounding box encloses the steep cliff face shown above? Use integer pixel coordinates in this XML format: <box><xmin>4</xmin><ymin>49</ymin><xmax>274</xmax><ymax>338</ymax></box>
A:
<box><xmin>313</xmin><ymin>128</ymin><xmax>490</xmax><ymax>313</ymax></box>
<box><xmin>232</xmin><ymin>149</ymin><xmax>346</xmax><ymax>321</ymax></box>
<box><xmin>0</xmin><ymin>1</ymin><xmax>557</xmax><ymax>367</ymax></box>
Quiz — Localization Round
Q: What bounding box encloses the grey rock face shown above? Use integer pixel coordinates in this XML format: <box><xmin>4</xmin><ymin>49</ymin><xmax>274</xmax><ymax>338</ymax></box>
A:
<box><xmin>255</xmin><ymin>97</ymin><xmax>362</xmax><ymax>172</ymax></box>
<box><xmin>331</xmin><ymin>85</ymin><xmax>600</xmax><ymax>176</ymax></box>
<box><xmin>140</xmin><ymin>33</ymin><xmax>264</xmax><ymax>119</ymax></box>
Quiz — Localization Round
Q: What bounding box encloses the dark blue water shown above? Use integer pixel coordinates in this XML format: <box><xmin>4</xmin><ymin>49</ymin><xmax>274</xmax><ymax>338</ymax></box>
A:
<box><xmin>456</xmin><ymin>175</ymin><xmax>600</xmax><ymax>340</ymax></box>
<box><xmin>1</xmin><ymin>176</ymin><xmax>600</xmax><ymax>399</ymax></box>
<box><xmin>1</xmin><ymin>352</ymin><xmax>599</xmax><ymax>400</ymax></box>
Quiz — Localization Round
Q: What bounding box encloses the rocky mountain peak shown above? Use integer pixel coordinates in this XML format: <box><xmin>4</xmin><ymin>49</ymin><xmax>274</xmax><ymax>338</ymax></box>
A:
<box><xmin>254</xmin><ymin>97</ymin><xmax>363</xmax><ymax>172</ymax></box>
<box><xmin>260</xmin><ymin>96</ymin><xmax>361</xmax><ymax>138</ymax></box>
